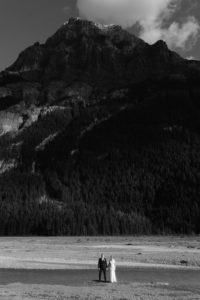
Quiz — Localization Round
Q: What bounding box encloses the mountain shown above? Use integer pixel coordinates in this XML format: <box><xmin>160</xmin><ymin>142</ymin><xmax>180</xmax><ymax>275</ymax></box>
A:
<box><xmin>0</xmin><ymin>17</ymin><xmax>200</xmax><ymax>235</ymax></box>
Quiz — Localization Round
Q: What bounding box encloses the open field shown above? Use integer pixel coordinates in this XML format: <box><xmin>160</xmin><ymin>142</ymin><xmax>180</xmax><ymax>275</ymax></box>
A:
<box><xmin>0</xmin><ymin>268</ymin><xmax>200</xmax><ymax>299</ymax></box>
<box><xmin>0</xmin><ymin>236</ymin><xmax>200</xmax><ymax>269</ymax></box>
<box><xmin>0</xmin><ymin>236</ymin><xmax>200</xmax><ymax>299</ymax></box>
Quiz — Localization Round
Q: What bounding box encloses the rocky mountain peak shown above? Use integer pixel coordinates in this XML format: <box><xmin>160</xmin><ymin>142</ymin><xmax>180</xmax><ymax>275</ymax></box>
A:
<box><xmin>153</xmin><ymin>39</ymin><xmax>168</xmax><ymax>48</ymax></box>
<box><xmin>45</xmin><ymin>16</ymin><xmax>141</xmax><ymax>48</ymax></box>
<box><xmin>63</xmin><ymin>17</ymin><xmax>122</xmax><ymax>31</ymax></box>
<box><xmin>2</xmin><ymin>17</ymin><xmax>200</xmax><ymax>96</ymax></box>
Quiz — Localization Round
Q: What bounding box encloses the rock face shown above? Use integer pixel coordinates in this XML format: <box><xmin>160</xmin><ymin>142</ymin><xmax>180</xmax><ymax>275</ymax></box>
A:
<box><xmin>1</xmin><ymin>18</ymin><xmax>200</xmax><ymax>235</ymax></box>
<box><xmin>0</xmin><ymin>18</ymin><xmax>198</xmax><ymax>117</ymax></box>
<box><xmin>4</xmin><ymin>18</ymin><xmax>189</xmax><ymax>85</ymax></box>
<box><xmin>1</xmin><ymin>17</ymin><xmax>199</xmax><ymax>110</ymax></box>
<box><xmin>0</xmin><ymin>111</ymin><xmax>23</xmax><ymax>135</ymax></box>
<box><xmin>0</xmin><ymin>16</ymin><xmax>200</xmax><ymax>173</ymax></box>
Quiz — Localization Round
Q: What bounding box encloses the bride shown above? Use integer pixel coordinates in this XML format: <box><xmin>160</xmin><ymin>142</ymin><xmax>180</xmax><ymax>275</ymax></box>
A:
<box><xmin>109</xmin><ymin>256</ymin><xmax>117</xmax><ymax>283</ymax></box>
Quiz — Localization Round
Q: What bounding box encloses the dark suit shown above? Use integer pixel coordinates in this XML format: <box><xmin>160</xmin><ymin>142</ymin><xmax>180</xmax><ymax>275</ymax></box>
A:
<box><xmin>98</xmin><ymin>258</ymin><xmax>107</xmax><ymax>282</ymax></box>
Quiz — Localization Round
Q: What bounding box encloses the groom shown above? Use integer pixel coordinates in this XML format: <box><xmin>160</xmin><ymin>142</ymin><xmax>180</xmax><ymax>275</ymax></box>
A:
<box><xmin>98</xmin><ymin>253</ymin><xmax>107</xmax><ymax>282</ymax></box>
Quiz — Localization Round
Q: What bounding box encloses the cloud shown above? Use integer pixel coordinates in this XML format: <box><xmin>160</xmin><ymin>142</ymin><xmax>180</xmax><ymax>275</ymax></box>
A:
<box><xmin>186</xmin><ymin>55</ymin><xmax>195</xmax><ymax>60</ymax></box>
<box><xmin>141</xmin><ymin>16</ymin><xmax>200</xmax><ymax>49</ymax></box>
<box><xmin>76</xmin><ymin>0</ymin><xmax>200</xmax><ymax>49</ymax></box>
<box><xmin>184</xmin><ymin>0</ymin><xmax>199</xmax><ymax>14</ymax></box>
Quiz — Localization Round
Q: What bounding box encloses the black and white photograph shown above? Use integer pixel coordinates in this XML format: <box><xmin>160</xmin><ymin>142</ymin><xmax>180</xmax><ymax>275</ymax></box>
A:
<box><xmin>0</xmin><ymin>0</ymin><xmax>200</xmax><ymax>299</ymax></box>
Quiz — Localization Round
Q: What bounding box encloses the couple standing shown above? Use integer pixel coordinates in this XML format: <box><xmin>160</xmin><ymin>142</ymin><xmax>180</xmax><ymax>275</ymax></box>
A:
<box><xmin>98</xmin><ymin>253</ymin><xmax>117</xmax><ymax>283</ymax></box>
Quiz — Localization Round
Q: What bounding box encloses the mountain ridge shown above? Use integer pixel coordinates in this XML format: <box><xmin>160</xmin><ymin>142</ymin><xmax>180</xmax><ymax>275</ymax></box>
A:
<box><xmin>4</xmin><ymin>18</ymin><xmax>189</xmax><ymax>82</ymax></box>
<box><xmin>0</xmin><ymin>18</ymin><xmax>200</xmax><ymax>235</ymax></box>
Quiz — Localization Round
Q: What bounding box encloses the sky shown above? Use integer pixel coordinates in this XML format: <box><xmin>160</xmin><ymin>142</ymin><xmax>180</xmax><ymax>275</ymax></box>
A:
<box><xmin>0</xmin><ymin>0</ymin><xmax>200</xmax><ymax>71</ymax></box>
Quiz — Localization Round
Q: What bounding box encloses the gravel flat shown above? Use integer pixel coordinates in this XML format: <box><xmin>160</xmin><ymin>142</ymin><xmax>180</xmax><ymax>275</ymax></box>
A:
<box><xmin>0</xmin><ymin>267</ymin><xmax>200</xmax><ymax>292</ymax></box>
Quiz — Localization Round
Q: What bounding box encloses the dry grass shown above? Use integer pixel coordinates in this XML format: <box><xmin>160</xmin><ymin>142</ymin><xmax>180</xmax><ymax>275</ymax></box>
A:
<box><xmin>0</xmin><ymin>236</ymin><xmax>199</xmax><ymax>269</ymax></box>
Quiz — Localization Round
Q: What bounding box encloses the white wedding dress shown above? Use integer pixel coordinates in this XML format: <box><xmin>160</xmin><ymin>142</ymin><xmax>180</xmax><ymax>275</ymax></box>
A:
<box><xmin>109</xmin><ymin>259</ymin><xmax>117</xmax><ymax>283</ymax></box>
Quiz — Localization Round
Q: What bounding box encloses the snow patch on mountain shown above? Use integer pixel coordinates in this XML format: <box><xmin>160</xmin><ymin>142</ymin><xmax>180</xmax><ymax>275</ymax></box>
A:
<box><xmin>35</xmin><ymin>132</ymin><xmax>60</xmax><ymax>152</ymax></box>
<box><xmin>0</xmin><ymin>159</ymin><xmax>17</xmax><ymax>174</ymax></box>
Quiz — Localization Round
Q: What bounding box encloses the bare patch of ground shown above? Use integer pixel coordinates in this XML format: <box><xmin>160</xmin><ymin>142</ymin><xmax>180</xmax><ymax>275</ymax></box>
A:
<box><xmin>0</xmin><ymin>236</ymin><xmax>199</xmax><ymax>269</ymax></box>
<box><xmin>0</xmin><ymin>282</ymin><xmax>199</xmax><ymax>300</ymax></box>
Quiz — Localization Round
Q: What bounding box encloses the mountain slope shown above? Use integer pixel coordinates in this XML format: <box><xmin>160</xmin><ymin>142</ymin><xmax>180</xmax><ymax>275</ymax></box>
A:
<box><xmin>0</xmin><ymin>18</ymin><xmax>200</xmax><ymax>235</ymax></box>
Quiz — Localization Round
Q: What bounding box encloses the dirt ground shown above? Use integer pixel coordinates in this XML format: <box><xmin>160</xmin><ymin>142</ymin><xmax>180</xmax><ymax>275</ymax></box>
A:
<box><xmin>0</xmin><ymin>282</ymin><xmax>200</xmax><ymax>300</ymax></box>
<box><xmin>0</xmin><ymin>236</ymin><xmax>199</xmax><ymax>269</ymax></box>
<box><xmin>0</xmin><ymin>236</ymin><xmax>200</xmax><ymax>299</ymax></box>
